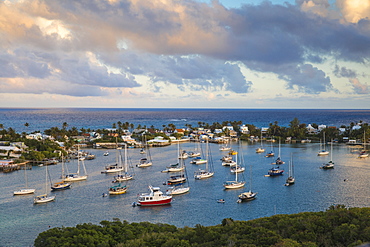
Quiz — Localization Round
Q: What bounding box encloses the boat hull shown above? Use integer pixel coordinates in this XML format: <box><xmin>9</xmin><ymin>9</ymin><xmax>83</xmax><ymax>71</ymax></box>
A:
<box><xmin>137</xmin><ymin>198</ymin><xmax>172</xmax><ymax>206</ymax></box>
<box><xmin>224</xmin><ymin>181</ymin><xmax>245</xmax><ymax>189</ymax></box>
<box><xmin>13</xmin><ymin>189</ymin><xmax>36</xmax><ymax>195</ymax></box>
<box><xmin>34</xmin><ymin>195</ymin><xmax>56</xmax><ymax>204</ymax></box>
<box><xmin>63</xmin><ymin>175</ymin><xmax>88</xmax><ymax>182</ymax></box>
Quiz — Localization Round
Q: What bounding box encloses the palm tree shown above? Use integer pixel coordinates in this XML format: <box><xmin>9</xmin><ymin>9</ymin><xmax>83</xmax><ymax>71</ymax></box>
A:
<box><xmin>62</xmin><ymin>122</ymin><xmax>68</xmax><ymax>130</ymax></box>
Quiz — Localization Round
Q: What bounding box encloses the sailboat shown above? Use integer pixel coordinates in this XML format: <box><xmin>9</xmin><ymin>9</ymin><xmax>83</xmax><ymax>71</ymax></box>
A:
<box><xmin>51</xmin><ymin>154</ymin><xmax>71</xmax><ymax>191</ymax></box>
<box><xmin>188</xmin><ymin>138</ymin><xmax>201</xmax><ymax>157</ymax></box>
<box><xmin>219</xmin><ymin>138</ymin><xmax>231</xmax><ymax>151</ymax></box>
<box><xmin>108</xmin><ymin>183</ymin><xmax>127</xmax><ymax>195</ymax></box>
<box><xmin>161</xmin><ymin>141</ymin><xmax>186</xmax><ymax>173</ymax></box>
<box><xmin>285</xmin><ymin>154</ymin><xmax>295</xmax><ymax>185</ymax></box>
<box><xmin>194</xmin><ymin>139</ymin><xmax>214</xmax><ymax>179</ymax></box>
<box><xmin>255</xmin><ymin>130</ymin><xmax>265</xmax><ymax>153</ymax></box>
<box><xmin>113</xmin><ymin>144</ymin><xmax>134</xmax><ymax>182</ymax></box>
<box><xmin>224</xmin><ymin>145</ymin><xmax>245</xmax><ymax>189</ymax></box>
<box><xmin>271</xmin><ymin>138</ymin><xmax>285</xmax><ymax>165</ymax></box>
<box><xmin>101</xmin><ymin>141</ymin><xmax>124</xmax><ymax>173</ymax></box>
<box><xmin>265</xmin><ymin>141</ymin><xmax>275</xmax><ymax>157</ymax></box>
<box><xmin>321</xmin><ymin>140</ymin><xmax>335</xmax><ymax>169</ymax></box>
<box><xmin>34</xmin><ymin>164</ymin><xmax>55</xmax><ymax>204</ymax></box>
<box><xmin>137</xmin><ymin>137</ymin><xmax>153</xmax><ymax>168</ymax></box>
<box><xmin>166</xmin><ymin>157</ymin><xmax>190</xmax><ymax>195</ymax></box>
<box><xmin>190</xmin><ymin>141</ymin><xmax>207</xmax><ymax>164</ymax></box>
<box><xmin>63</xmin><ymin>146</ymin><xmax>88</xmax><ymax>182</ymax></box>
<box><xmin>238</xmin><ymin>166</ymin><xmax>257</xmax><ymax>202</ymax></box>
<box><xmin>13</xmin><ymin>163</ymin><xmax>36</xmax><ymax>195</ymax></box>
<box><xmin>318</xmin><ymin>132</ymin><xmax>329</xmax><ymax>156</ymax></box>
<box><xmin>358</xmin><ymin>131</ymin><xmax>369</xmax><ymax>158</ymax></box>
<box><xmin>167</xmin><ymin>142</ymin><xmax>187</xmax><ymax>185</ymax></box>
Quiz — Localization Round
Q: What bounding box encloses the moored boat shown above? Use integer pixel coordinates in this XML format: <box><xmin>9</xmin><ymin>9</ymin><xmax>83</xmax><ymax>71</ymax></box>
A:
<box><xmin>51</xmin><ymin>181</ymin><xmax>71</xmax><ymax>191</ymax></box>
<box><xmin>136</xmin><ymin>186</ymin><xmax>172</xmax><ymax>206</ymax></box>
<box><xmin>108</xmin><ymin>184</ymin><xmax>127</xmax><ymax>195</ymax></box>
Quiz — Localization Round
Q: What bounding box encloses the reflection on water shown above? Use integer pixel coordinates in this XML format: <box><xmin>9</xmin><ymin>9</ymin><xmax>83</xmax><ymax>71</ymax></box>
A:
<box><xmin>1</xmin><ymin>142</ymin><xmax>370</xmax><ymax>246</ymax></box>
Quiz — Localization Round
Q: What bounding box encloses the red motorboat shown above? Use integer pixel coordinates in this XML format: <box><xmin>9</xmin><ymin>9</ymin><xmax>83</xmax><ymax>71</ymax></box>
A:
<box><xmin>136</xmin><ymin>186</ymin><xmax>172</xmax><ymax>206</ymax></box>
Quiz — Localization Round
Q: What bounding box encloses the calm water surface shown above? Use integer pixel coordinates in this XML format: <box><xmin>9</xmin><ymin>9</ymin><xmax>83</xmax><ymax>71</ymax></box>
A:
<box><xmin>1</xmin><ymin>141</ymin><xmax>370</xmax><ymax>246</ymax></box>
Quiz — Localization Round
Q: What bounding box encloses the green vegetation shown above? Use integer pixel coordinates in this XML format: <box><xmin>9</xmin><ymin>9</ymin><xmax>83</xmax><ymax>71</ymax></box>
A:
<box><xmin>35</xmin><ymin>205</ymin><xmax>370</xmax><ymax>247</ymax></box>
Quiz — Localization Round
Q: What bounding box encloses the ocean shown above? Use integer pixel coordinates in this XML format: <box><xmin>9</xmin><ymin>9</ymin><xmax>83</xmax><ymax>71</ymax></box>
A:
<box><xmin>1</xmin><ymin>108</ymin><xmax>370</xmax><ymax>133</ymax></box>
<box><xmin>0</xmin><ymin>108</ymin><xmax>370</xmax><ymax>246</ymax></box>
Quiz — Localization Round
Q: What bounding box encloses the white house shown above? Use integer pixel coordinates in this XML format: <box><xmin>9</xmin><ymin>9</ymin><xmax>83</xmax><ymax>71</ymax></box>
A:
<box><xmin>239</xmin><ymin>125</ymin><xmax>249</xmax><ymax>134</ymax></box>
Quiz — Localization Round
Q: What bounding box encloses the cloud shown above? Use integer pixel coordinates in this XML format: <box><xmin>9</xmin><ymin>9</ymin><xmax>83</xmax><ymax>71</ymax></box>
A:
<box><xmin>333</xmin><ymin>65</ymin><xmax>358</xmax><ymax>78</ymax></box>
<box><xmin>1</xmin><ymin>0</ymin><xmax>370</xmax><ymax>105</ymax></box>
<box><xmin>350</xmin><ymin>78</ymin><xmax>369</xmax><ymax>94</ymax></box>
<box><xmin>278</xmin><ymin>64</ymin><xmax>332</xmax><ymax>94</ymax></box>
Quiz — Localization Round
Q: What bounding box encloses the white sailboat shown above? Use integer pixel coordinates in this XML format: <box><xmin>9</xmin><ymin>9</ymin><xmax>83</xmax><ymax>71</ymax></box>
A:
<box><xmin>14</xmin><ymin>163</ymin><xmax>35</xmax><ymax>195</ymax></box>
<box><xmin>101</xmin><ymin>142</ymin><xmax>124</xmax><ymax>173</ymax></box>
<box><xmin>238</xmin><ymin>165</ymin><xmax>257</xmax><ymax>202</ymax></box>
<box><xmin>318</xmin><ymin>132</ymin><xmax>329</xmax><ymax>156</ymax></box>
<box><xmin>34</xmin><ymin>164</ymin><xmax>55</xmax><ymax>204</ymax></box>
<box><xmin>255</xmin><ymin>130</ymin><xmax>265</xmax><ymax>153</ymax></box>
<box><xmin>285</xmin><ymin>154</ymin><xmax>295</xmax><ymax>185</ymax></box>
<box><xmin>113</xmin><ymin>144</ymin><xmax>134</xmax><ymax>182</ymax></box>
<box><xmin>166</xmin><ymin>157</ymin><xmax>190</xmax><ymax>195</ymax></box>
<box><xmin>321</xmin><ymin>140</ymin><xmax>334</xmax><ymax>169</ymax></box>
<box><xmin>188</xmin><ymin>138</ymin><xmax>201</xmax><ymax>157</ymax></box>
<box><xmin>194</xmin><ymin>139</ymin><xmax>214</xmax><ymax>179</ymax></box>
<box><xmin>63</xmin><ymin>146</ymin><xmax>88</xmax><ymax>182</ymax></box>
<box><xmin>358</xmin><ymin>131</ymin><xmax>369</xmax><ymax>158</ymax></box>
<box><xmin>219</xmin><ymin>138</ymin><xmax>231</xmax><ymax>151</ymax></box>
<box><xmin>224</xmin><ymin>144</ymin><xmax>245</xmax><ymax>189</ymax></box>
<box><xmin>137</xmin><ymin>137</ymin><xmax>153</xmax><ymax>168</ymax></box>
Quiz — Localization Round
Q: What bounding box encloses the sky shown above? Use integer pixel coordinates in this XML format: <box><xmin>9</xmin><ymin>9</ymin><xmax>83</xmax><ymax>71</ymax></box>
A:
<box><xmin>0</xmin><ymin>0</ymin><xmax>369</xmax><ymax>109</ymax></box>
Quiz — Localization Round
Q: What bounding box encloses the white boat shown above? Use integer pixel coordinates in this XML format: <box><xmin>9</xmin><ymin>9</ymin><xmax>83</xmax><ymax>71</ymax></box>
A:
<box><xmin>221</xmin><ymin>155</ymin><xmax>232</xmax><ymax>161</ymax></box>
<box><xmin>63</xmin><ymin>146</ymin><xmax>88</xmax><ymax>182</ymax></box>
<box><xmin>194</xmin><ymin>139</ymin><xmax>214</xmax><ymax>179</ymax></box>
<box><xmin>219</xmin><ymin>138</ymin><xmax>231</xmax><ymax>151</ymax></box>
<box><xmin>178</xmin><ymin>150</ymin><xmax>188</xmax><ymax>159</ymax></box>
<box><xmin>103</xmin><ymin>152</ymin><xmax>109</xmax><ymax>156</ymax></box>
<box><xmin>230</xmin><ymin>165</ymin><xmax>245</xmax><ymax>173</ymax></box>
<box><xmin>101</xmin><ymin>142</ymin><xmax>124</xmax><ymax>173</ymax></box>
<box><xmin>358</xmin><ymin>132</ymin><xmax>369</xmax><ymax>158</ymax></box>
<box><xmin>222</xmin><ymin>160</ymin><xmax>236</xmax><ymax>166</ymax></box>
<box><xmin>318</xmin><ymin>132</ymin><xmax>329</xmax><ymax>156</ymax></box>
<box><xmin>161</xmin><ymin>163</ymin><xmax>185</xmax><ymax>173</ymax></box>
<box><xmin>224</xmin><ymin>147</ymin><xmax>245</xmax><ymax>189</ymax></box>
<box><xmin>188</xmin><ymin>139</ymin><xmax>201</xmax><ymax>157</ymax></box>
<box><xmin>113</xmin><ymin>144</ymin><xmax>134</xmax><ymax>182</ymax></box>
<box><xmin>101</xmin><ymin>164</ymin><xmax>124</xmax><ymax>173</ymax></box>
<box><xmin>190</xmin><ymin>157</ymin><xmax>207</xmax><ymax>165</ymax></box>
<box><xmin>136</xmin><ymin>186</ymin><xmax>172</xmax><ymax>206</ymax></box>
<box><xmin>166</xmin><ymin>184</ymin><xmax>190</xmax><ymax>195</ymax></box>
<box><xmin>285</xmin><ymin>154</ymin><xmax>295</xmax><ymax>186</ymax></box>
<box><xmin>168</xmin><ymin>150</ymin><xmax>190</xmax><ymax>195</ymax></box>
<box><xmin>14</xmin><ymin>188</ymin><xmax>36</xmax><ymax>195</ymax></box>
<box><xmin>321</xmin><ymin>140</ymin><xmax>335</xmax><ymax>169</ymax></box>
<box><xmin>137</xmin><ymin>157</ymin><xmax>153</xmax><ymax>168</ymax></box>
<box><xmin>34</xmin><ymin>164</ymin><xmax>55</xmax><ymax>204</ymax></box>
<box><xmin>137</xmin><ymin>137</ymin><xmax>153</xmax><ymax>167</ymax></box>
<box><xmin>14</xmin><ymin>163</ymin><xmax>35</xmax><ymax>195</ymax></box>
<box><xmin>255</xmin><ymin>130</ymin><xmax>265</xmax><ymax>153</ymax></box>
<box><xmin>238</xmin><ymin>166</ymin><xmax>257</xmax><ymax>202</ymax></box>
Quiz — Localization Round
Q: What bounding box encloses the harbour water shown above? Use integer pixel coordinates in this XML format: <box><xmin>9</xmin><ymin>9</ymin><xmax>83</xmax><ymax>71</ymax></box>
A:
<box><xmin>1</xmin><ymin>108</ymin><xmax>370</xmax><ymax>246</ymax></box>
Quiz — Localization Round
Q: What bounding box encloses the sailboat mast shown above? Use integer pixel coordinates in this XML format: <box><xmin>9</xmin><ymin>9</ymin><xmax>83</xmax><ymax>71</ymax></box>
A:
<box><xmin>124</xmin><ymin>143</ymin><xmax>128</xmax><ymax>173</ymax></box>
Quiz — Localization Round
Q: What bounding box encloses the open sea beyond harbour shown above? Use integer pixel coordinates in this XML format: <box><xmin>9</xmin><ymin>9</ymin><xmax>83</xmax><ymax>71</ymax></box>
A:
<box><xmin>1</xmin><ymin>108</ymin><xmax>370</xmax><ymax>246</ymax></box>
